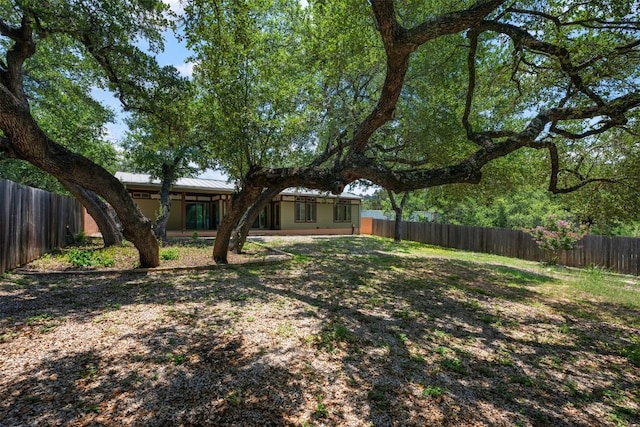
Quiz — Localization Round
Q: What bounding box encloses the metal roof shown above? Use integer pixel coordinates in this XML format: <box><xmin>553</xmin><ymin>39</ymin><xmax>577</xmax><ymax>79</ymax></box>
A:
<box><xmin>115</xmin><ymin>172</ymin><xmax>362</xmax><ymax>199</ymax></box>
<box><xmin>115</xmin><ymin>172</ymin><xmax>236</xmax><ymax>192</ymax></box>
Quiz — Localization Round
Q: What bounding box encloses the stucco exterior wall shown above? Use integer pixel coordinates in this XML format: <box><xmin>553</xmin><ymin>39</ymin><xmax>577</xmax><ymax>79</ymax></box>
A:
<box><xmin>279</xmin><ymin>200</ymin><xmax>359</xmax><ymax>230</ymax></box>
<box><xmin>167</xmin><ymin>200</ymin><xmax>183</xmax><ymax>230</ymax></box>
<box><xmin>82</xmin><ymin>208</ymin><xmax>100</xmax><ymax>236</ymax></box>
<box><xmin>99</xmin><ymin>183</ymin><xmax>361</xmax><ymax>236</ymax></box>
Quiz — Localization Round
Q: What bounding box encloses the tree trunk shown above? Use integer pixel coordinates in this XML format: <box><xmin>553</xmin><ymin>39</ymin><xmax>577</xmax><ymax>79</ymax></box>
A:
<box><xmin>61</xmin><ymin>179</ymin><xmax>123</xmax><ymax>247</ymax></box>
<box><xmin>388</xmin><ymin>190</ymin><xmax>409</xmax><ymax>243</ymax></box>
<box><xmin>154</xmin><ymin>164</ymin><xmax>175</xmax><ymax>245</ymax></box>
<box><xmin>213</xmin><ymin>185</ymin><xmax>263</xmax><ymax>263</ymax></box>
<box><xmin>231</xmin><ymin>186</ymin><xmax>283</xmax><ymax>254</ymax></box>
<box><xmin>393</xmin><ymin>207</ymin><xmax>403</xmax><ymax>242</ymax></box>
<box><xmin>1</xmin><ymin>110</ymin><xmax>160</xmax><ymax>267</ymax></box>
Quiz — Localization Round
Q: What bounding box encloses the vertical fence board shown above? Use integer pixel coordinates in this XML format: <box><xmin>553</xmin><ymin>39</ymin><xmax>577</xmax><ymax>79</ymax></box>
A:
<box><xmin>364</xmin><ymin>219</ymin><xmax>640</xmax><ymax>276</ymax></box>
<box><xmin>1</xmin><ymin>178</ymin><xmax>82</xmax><ymax>272</ymax></box>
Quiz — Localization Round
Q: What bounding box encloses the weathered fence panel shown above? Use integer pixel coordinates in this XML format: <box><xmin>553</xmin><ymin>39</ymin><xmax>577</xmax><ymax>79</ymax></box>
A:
<box><xmin>367</xmin><ymin>219</ymin><xmax>640</xmax><ymax>275</ymax></box>
<box><xmin>0</xmin><ymin>179</ymin><xmax>83</xmax><ymax>272</ymax></box>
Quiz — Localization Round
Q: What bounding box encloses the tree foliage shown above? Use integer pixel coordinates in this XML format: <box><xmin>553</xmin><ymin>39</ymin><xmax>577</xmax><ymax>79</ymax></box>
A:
<box><xmin>189</xmin><ymin>0</ymin><xmax>639</xmax><ymax>262</ymax></box>
<box><xmin>121</xmin><ymin>67</ymin><xmax>211</xmax><ymax>242</ymax></box>
<box><xmin>0</xmin><ymin>31</ymin><xmax>117</xmax><ymax>192</ymax></box>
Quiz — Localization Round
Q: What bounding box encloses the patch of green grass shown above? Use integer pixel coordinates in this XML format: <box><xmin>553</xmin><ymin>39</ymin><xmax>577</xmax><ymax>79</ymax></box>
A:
<box><xmin>25</xmin><ymin>313</ymin><xmax>57</xmax><ymax>332</ymax></box>
<box><xmin>80</xmin><ymin>364</ymin><xmax>98</xmax><ymax>379</ymax></box>
<box><xmin>441</xmin><ymin>357</ymin><xmax>467</xmax><ymax>374</ymax></box>
<box><xmin>509</xmin><ymin>374</ymin><xmax>535</xmax><ymax>387</ymax></box>
<box><xmin>275</xmin><ymin>321</ymin><xmax>294</xmax><ymax>338</ymax></box>
<box><xmin>165</xmin><ymin>308</ymin><xmax>198</xmax><ymax>324</ymax></box>
<box><xmin>603</xmin><ymin>388</ymin><xmax>625</xmax><ymax>404</ymax></box>
<box><xmin>367</xmin><ymin>296</ymin><xmax>385</xmax><ymax>307</ymax></box>
<box><xmin>609</xmin><ymin>406</ymin><xmax>638</xmax><ymax>426</ymax></box>
<box><xmin>292</xmin><ymin>254</ymin><xmax>312</xmax><ymax>264</ymax></box>
<box><xmin>26</xmin><ymin>313</ymin><xmax>54</xmax><ymax>325</ymax></box>
<box><xmin>160</xmin><ymin>248</ymin><xmax>180</xmax><ymax>260</ymax></box>
<box><xmin>360</xmin><ymin>237</ymin><xmax>638</xmax><ymax>313</ymax></box>
<box><xmin>495</xmin><ymin>354</ymin><xmax>514</xmax><ymax>367</ymax></box>
<box><xmin>367</xmin><ymin>385</ymin><xmax>390</xmax><ymax>409</ymax></box>
<box><xmin>622</xmin><ymin>343</ymin><xmax>640</xmax><ymax>367</ymax></box>
<box><xmin>225</xmin><ymin>390</ymin><xmax>242</xmax><ymax>406</ymax></box>
<box><xmin>230</xmin><ymin>293</ymin><xmax>250</xmax><ymax>302</ymax></box>
<box><xmin>314</xmin><ymin>322</ymin><xmax>353</xmax><ymax>352</ymax></box>
<box><xmin>84</xmin><ymin>404</ymin><xmax>100</xmax><ymax>414</ymax></box>
<box><xmin>422</xmin><ymin>385</ymin><xmax>447</xmax><ymax>398</ymax></box>
<box><xmin>479</xmin><ymin>313</ymin><xmax>500</xmax><ymax>324</ymax></box>
<box><xmin>433</xmin><ymin>346</ymin><xmax>450</xmax><ymax>355</ymax></box>
<box><xmin>409</xmin><ymin>351</ymin><xmax>425</xmax><ymax>362</ymax></box>
<box><xmin>427</xmin><ymin>329</ymin><xmax>451</xmax><ymax>342</ymax></box>
<box><xmin>565</xmin><ymin>267</ymin><xmax>640</xmax><ymax>309</ymax></box>
<box><xmin>393</xmin><ymin>309</ymin><xmax>414</xmax><ymax>320</ymax></box>
<box><xmin>489</xmin><ymin>266</ymin><xmax>551</xmax><ymax>285</ymax></box>
<box><xmin>24</xmin><ymin>395</ymin><xmax>41</xmax><ymax>403</ymax></box>
<box><xmin>66</xmin><ymin>248</ymin><xmax>115</xmax><ymax>268</ymax></box>
<box><xmin>168</xmin><ymin>353</ymin><xmax>186</xmax><ymax>365</ymax></box>
<box><xmin>314</xmin><ymin>394</ymin><xmax>328</xmax><ymax>418</ymax></box>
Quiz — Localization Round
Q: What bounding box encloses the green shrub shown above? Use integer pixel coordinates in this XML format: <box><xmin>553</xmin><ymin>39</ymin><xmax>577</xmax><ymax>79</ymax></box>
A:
<box><xmin>160</xmin><ymin>248</ymin><xmax>180</xmax><ymax>261</ymax></box>
<box><xmin>66</xmin><ymin>249</ymin><xmax>115</xmax><ymax>268</ymax></box>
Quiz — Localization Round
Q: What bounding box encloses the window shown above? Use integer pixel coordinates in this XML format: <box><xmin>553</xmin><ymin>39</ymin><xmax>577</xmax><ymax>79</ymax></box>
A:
<box><xmin>334</xmin><ymin>200</ymin><xmax>352</xmax><ymax>222</ymax></box>
<box><xmin>185</xmin><ymin>202</ymin><xmax>210</xmax><ymax>229</ymax></box>
<box><xmin>295</xmin><ymin>197</ymin><xmax>316</xmax><ymax>222</ymax></box>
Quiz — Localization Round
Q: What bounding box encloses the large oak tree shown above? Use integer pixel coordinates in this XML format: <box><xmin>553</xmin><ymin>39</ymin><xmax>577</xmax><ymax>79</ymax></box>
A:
<box><xmin>183</xmin><ymin>0</ymin><xmax>639</xmax><ymax>262</ymax></box>
<box><xmin>0</xmin><ymin>0</ymin><xmax>176</xmax><ymax>267</ymax></box>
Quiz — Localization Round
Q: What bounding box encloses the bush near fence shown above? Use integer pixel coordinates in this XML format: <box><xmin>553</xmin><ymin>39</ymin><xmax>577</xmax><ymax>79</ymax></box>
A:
<box><xmin>1</xmin><ymin>178</ymin><xmax>83</xmax><ymax>273</ymax></box>
<box><xmin>363</xmin><ymin>218</ymin><xmax>640</xmax><ymax>276</ymax></box>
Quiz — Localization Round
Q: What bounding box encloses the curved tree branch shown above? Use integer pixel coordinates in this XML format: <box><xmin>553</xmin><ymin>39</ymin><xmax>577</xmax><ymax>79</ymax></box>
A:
<box><xmin>477</xmin><ymin>20</ymin><xmax>607</xmax><ymax>107</ymax></box>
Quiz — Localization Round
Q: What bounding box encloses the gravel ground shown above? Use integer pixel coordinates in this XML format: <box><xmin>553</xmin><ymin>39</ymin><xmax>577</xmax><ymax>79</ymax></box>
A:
<box><xmin>1</xmin><ymin>235</ymin><xmax>638</xmax><ymax>426</ymax></box>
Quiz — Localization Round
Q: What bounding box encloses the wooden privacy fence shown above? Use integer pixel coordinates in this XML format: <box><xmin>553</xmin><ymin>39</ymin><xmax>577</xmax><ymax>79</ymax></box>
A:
<box><xmin>367</xmin><ymin>218</ymin><xmax>640</xmax><ymax>276</ymax></box>
<box><xmin>1</xmin><ymin>179</ymin><xmax>83</xmax><ymax>273</ymax></box>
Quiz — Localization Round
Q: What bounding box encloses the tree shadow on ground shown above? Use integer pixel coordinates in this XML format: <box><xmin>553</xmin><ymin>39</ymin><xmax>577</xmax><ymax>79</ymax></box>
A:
<box><xmin>1</xmin><ymin>315</ymin><xmax>306</xmax><ymax>426</ymax></box>
<box><xmin>1</xmin><ymin>235</ymin><xmax>638</xmax><ymax>426</ymax></box>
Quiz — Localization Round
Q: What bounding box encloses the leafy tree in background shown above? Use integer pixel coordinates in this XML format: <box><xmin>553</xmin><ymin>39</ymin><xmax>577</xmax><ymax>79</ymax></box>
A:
<box><xmin>0</xmin><ymin>0</ymin><xmax>172</xmax><ymax>266</ymax></box>
<box><xmin>121</xmin><ymin>67</ymin><xmax>212</xmax><ymax>243</ymax></box>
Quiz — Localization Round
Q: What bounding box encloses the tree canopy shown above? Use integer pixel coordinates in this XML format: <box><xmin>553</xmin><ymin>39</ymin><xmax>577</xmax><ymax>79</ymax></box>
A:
<box><xmin>191</xmin><ymin>0</ymin><xmax>640</xmax><ymax>261</ymax></box>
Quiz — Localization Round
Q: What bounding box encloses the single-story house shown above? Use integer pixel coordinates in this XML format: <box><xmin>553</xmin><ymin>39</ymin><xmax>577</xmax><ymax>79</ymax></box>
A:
<box><xmin>84</xmin><ymin>172</ymin><xmax>362</xmax><ymax>237</ymax></box>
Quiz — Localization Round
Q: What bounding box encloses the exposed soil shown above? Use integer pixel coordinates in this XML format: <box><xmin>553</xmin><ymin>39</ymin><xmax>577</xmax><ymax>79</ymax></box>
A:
<box><xmin>1</xmin><ymin>236</ymin><xmax>638</xmax><ymax>426</ymax></box>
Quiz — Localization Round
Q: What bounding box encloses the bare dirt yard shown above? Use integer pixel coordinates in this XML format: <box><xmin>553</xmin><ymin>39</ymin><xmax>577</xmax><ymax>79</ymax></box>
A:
<box><xmin>1</xmin><ymin>236</ymin><xmax>638</xmax><ymax>426</ymax></box>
